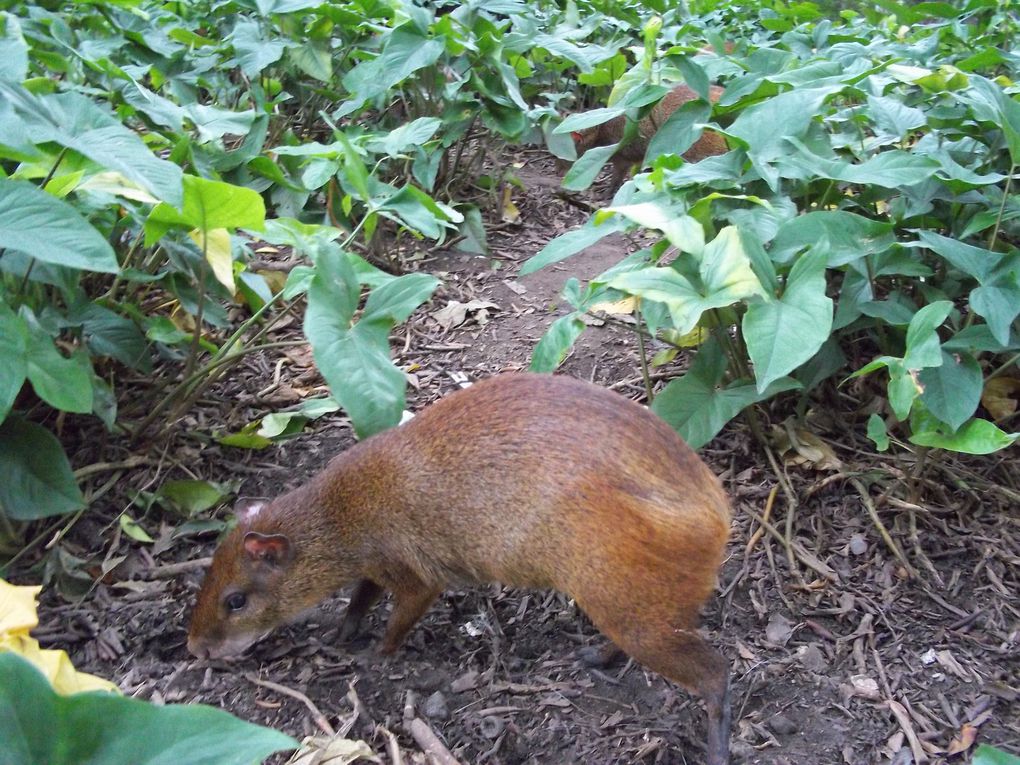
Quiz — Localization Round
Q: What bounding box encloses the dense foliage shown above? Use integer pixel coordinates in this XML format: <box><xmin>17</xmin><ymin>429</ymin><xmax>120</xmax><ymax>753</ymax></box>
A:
<box><xmin>530</xmin><ymin>0</ymin><xmax>1020</xmax><ymax>455</ymax></box>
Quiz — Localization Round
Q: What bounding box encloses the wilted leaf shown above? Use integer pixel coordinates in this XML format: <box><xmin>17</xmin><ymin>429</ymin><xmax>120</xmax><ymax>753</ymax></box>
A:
<box><xmin>981</xmin><ymin>377</ymin><xmax>1020</xmax><ymax>421</ymax></box>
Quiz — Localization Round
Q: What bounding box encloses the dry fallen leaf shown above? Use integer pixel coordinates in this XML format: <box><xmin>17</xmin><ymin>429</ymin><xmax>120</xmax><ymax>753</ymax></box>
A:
<box><xmin>774</xmin><ymin>422</ymin><xmax>843</xmax><ymax>471</ymax></box>
<box><xmin>981</xmin><ymin>377</ymin><xmax>1020</xmax><ymax>421</ymax></box>
<box><xmin>286</xmin><ymin>734</ymin><xmax>380</xmax><ymax>765</ymax></box>
<box><xmin>765</xmin><ymin>612</ymin><xmax>795</xmax><ymax>646</ymax></box>
<box><xmin>430</xmin><ymin>300</ymin><xmax>500</xmax><ymax>330</ymax></box>
<box><xmin>946</xmin><ymin>723</ymin><xmax>978</xmax><ymax>755</ymax></box>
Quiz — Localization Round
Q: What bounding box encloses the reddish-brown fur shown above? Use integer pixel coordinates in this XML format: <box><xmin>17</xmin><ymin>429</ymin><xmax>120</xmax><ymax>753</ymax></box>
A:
<box><xmin>188</xmin><ymin>373</ymin><xmax>732</xmax><ymax>764</ymax></box>
<box><xmin>572</xmin><ymin>83</ymin><xmax>726</xmax><ymax>191</ymax></box>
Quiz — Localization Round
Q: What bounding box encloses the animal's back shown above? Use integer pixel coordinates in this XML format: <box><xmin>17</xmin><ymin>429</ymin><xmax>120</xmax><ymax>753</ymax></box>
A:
<box><xmin>367</xmin><ymin>373</ymin><xmax>730</xmax><ymax>591</ymax></box>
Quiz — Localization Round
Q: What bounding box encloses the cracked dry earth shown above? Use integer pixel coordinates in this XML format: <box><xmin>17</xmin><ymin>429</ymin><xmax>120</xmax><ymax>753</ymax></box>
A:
<box><xmin>32</xmin><ymin>148</ymin><xmax>1020</xmax><ymax>765</ymax></box>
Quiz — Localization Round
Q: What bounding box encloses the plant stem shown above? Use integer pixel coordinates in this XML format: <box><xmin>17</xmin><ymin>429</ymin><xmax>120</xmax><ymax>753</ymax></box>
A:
<box><xmin>987</xmin><ymin>164</ymin><xmax>1014</xmax><ymax>251</ymax></box>
<box><xmin>634</xmin><ymin>305</ymin><xmax>654</xmax><ymax>403</ymax></box>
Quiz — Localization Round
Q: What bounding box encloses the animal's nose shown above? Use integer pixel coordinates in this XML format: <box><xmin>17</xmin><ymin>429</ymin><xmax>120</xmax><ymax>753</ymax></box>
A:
<box><xmin>187</xmin><ymin>636</ymin><xmax>209</xmax><ymax>659</ymax></box>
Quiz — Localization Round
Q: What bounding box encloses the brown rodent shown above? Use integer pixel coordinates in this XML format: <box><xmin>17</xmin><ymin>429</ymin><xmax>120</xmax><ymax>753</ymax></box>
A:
<box><xmin>188</xmin><ymin>373</ymin><xmax>732</xmax><ymax>765</ymax></box>
<box><xmin>572</xmin><ymin>83</ymin><xmax>726</xmax><ymax>191</ymax></box>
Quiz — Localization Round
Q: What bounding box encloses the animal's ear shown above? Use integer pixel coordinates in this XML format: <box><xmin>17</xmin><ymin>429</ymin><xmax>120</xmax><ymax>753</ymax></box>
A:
<box><xmin>571</xmin><ymin>131</ymin><xmax>582</xmax><ymax>143</ymax></box>
<box><xmin>235</xmin><ymin>497</ymin><xmax>268</xmax><ymax>523</ymax></box>
<box><xmin>243</xmin><ymin>532</ymin><xmax>293</xmax><ymax>566</ymax></box>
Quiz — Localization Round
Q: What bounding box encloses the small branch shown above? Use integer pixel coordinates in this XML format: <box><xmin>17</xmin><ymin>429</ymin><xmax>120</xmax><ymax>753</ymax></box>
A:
<box><xmin>246</xmin><ymin>673</ymin><xmax>335</xmax><ymax>736</ymax></box>
<box><xmin>408</xmin><ymin>717</ymin><xmax>461</xmax><ymax>765</ymax></box>
<box><xmin>850</xmin><ymin>477</ymin><xmax>917</xmax><ymax>579</ymax></box>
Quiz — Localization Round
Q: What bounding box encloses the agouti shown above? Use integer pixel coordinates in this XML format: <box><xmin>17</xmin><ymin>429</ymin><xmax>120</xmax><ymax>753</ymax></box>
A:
<box><xmin>187</xmin><ymin>373</ymin><xmax>732</xmax><ymax>765</ymax></box>
<box><xmin>572</xmin><ymin>83</ymin><xmax>726</xmax><ymax>191</ymax></box>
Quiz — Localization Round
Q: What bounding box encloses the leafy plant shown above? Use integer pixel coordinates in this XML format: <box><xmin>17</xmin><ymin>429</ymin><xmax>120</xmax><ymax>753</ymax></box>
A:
<box><xmin>0</xmin><ymin>652</ymin><xmax>296</xmax><ymax>765</ymax></box>
<box><xmin>530</xmin><ymin>1</ymin><xmax>1020</xmax><ymax>456</ymax></box>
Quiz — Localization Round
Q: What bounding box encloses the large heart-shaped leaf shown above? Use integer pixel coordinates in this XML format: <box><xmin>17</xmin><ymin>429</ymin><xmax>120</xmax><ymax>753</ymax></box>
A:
<box><xmin>0</xmin><ymin>416</ymin><xmax>84</xmax><ymax>519</ymax></box>
<box><xmin>0</xmin><ymin>179</ymin><xmax>118</xmax><ymax>273</ymax></box>
<box><xmin>0</xmin><ymin>652</ymin><xmax>296</xmax><ymax>765</ymax></box>
<box><xmin>744</xmin><ymin>248</ymin><xmax>833</xmax><ymax>393</ymax></box>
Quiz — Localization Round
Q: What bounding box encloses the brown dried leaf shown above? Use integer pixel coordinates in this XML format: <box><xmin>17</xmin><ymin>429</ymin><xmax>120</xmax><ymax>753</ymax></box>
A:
<box><xmin>981</xmin><ymin>377</ymin><xmax>1020</xmax><ymax>421</ymax></box>
<box><xmin>946</xmin><ymin>723</ymin><xmax>978</xmax><ymax>756</ymax></box>
<box><xmin>765</xmin><ymin>613</ymin><xmax>795</xmax><ymax>646</ymax></box>
<box><xmin>431</xmin><ymin>300</ymin><xmax>500</xmax><ymax>330</ymax></box>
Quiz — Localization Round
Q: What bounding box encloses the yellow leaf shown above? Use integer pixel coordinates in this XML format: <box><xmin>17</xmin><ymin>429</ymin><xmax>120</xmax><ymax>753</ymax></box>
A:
<box><xmin>501</xmin><ymin>186</ymin><xmax>520</xmax><ymax>224</ymax></box>
<box><xmin>77</xmin><ymin>171</ymin><xmax>160</xmax><ymax>204</ymax></box>
<box><xmin>256</xmin><ymin>269</ymin><xmax>288</xmax><ymax>294</ymax></box>
<box><xmin>0</xmin><ymin>579</ymin><xmax>119</xmax><ymax>695</ymax></box>
<box><xmin>589</xmin><ymin>297</ymin><xmax>637</xmax><ymax>315</ymax></box>
<box><xmin>189</xmin><ymin>228</ymin><xmax>235</xmax><ymax>292</ymax></box>
<box><xmin>661</xmin><ymin>326</ymin><xmax>709</xmax><ymax>348</ymax></box>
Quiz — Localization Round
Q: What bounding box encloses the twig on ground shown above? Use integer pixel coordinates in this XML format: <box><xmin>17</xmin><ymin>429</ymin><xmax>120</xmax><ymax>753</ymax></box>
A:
<box><xmin>408</xmin><ymin>717</ymin><xmax>461</xmax><ymax>765</ymax></box>
<box><xmin>851</xmin><ymin>477</ymin><xmax>917</xmax><ymax>579</ymax></box>
<box><xmin>246</xmin><ymin>673</ymin><xmax>335</xmax><ymax>736</ymax></box>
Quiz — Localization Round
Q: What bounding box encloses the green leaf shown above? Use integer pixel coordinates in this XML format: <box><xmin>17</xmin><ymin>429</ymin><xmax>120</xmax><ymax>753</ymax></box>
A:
<box><xmin>0</xmin><ymin>85</ymin><xmax>182</xmax><ymax>205</ymax></box>
<box><xmin>230</xmin><ymin>19</ymin><xmax>285</xmax><ymax>77</ymax></box>
<box><xmin>0</xmin><ymin>178</ymin><xmax>119</xmax><ymax>273</ymax></box>
<box><xmin>66</xmin><ymin>303</ymin><xmax>150</xmax><ymax>372</ymax></box>
<box><xmin>530</xmin><ymin>313</ymin><xmax>586</xmax><ymax>372</ymax></box>
<box><xmin>728</xmin><ymin>86</ymin><xmax>841</xmax><ymax>187</ymax></box>
<box><xmin>0</xmin><ymin>304</ymin><xmax>28</xmax><ymax>421</ymax></box>
<box><xmin>902</xmin><ymin>301</ymin><xmax>953</xmax><ymax>370</ymax></box>
<box><xmin>910</xmin><ymin>418</ymin><xmax>1019</xmax><ymax>455</ymax></box>
<box><xmin>606</xmin><ymin>204</ymin><xmax>704</xmax><ymax>255</ymax></box>
<box><xmin>651</xmin><ymin>339</ymin><xmax>800</xmax><ymax>448</ymax></box>
<box><xmin>743</xmin><ymin>248</ymin><xmax>833</xmax><ymax>393</ymax></box>
<box><xmin>147</xmin><ymin>175</ymin><xmax>265</xmax><ymax>242</ymax></box>
<box><xmin>288</xmin><ymin>40</ymin><xmax>332</xmax><ymax>82</ymax></box>
<box><xmin>555</xmin><ymin>108</ymin><xmax>626</xmax><ymax>134</ymax></box>
<box><xmin>783</xmin><ymin>142</ymin><xmax>938</xmax><ymax>187</ymax></box>
<box><xmin>563</xmin><ymin>143</ymin><xmax>619</xmax><ymax>191</ymax></box>
<box><xmin>611</xmin><ymin>227</ymin><xmax>765</xmax><ymax>334</ymax></box>
<box><xmin>866</xmin><ymin>95</ymin><xmax>926</xmax><ymax>139</ymax></box>
<box><xmin>771</xmin><ymin>212</ymin><xmax>895</xmax><ymax>267</ymax></box>
<box><xmin>917</xmin><ymin>231</ymin><xmax>999</xmax><ymax>281</ymax></box>
<box><xmin>339</xmin><ymin>28</ymin><xmax>444</xmax><ymax>115</ymax></box>
<box><xmin>360</xmin><ymin>272</ymin><xmax>440</xmax><ymax>326</ymax></box>
<box><xmin>119</xmin><ymin>514</ymin><xmax>154</xmax><ymax>543</ymax></box>
<box><xmin>158</xmin><ymin>480</ymin><xmax>229</xmax><ymax>516</ymax></box>
<box><xmin>25</xmin><ymin>325</ymin><xmax>93</xmax><ymax>415</ymax></box>
<box><xmin>866</xmin><ymin>414</ymin><xmax>890</xmax><ymax>451</ymax></box>
<box><xmin>304</xmin><ymin>246</ymin><xmax>436</xmax><ymax>439</ymax></box>
<box><xmin>645</xmin><ymin>99</ymin><xmax>713</xmax><ymax>164</ymax></box>
<box><xmin>0</xmin><ymin>652</ymin><xmax>296</xmax><ymax>765</ymax></box>
<box><xmin>974</xmin><ymin>744</ymin><xmax>1020</xmax><ymax>765</ymax></box>
<box><xmin>0</xmin><ymin>416</ymin><xmax>84</xmax><ymax>519</ymax></box>
<box><xmin>0</xmin><ymin>14</ymin><xmax>29</xmax><ymax>82</ymax></box>
<box><xmin>971</xmin><ymin>276</ymin><xmax>1020</xmax><ymax>347</ymax></box>
<box><xmin>918</xmin><ymin>351</ymin><xmax>982</xmax><ymax>431</ymax></box>
<box><xmin>379</xmin><ymin>185</ymin><xmax>458</xmax><ymax>240</ymax></box>
<box><xmin>367</xmin><ymin>118</ymin><xmax>443</xmax><ymax>157</ymax></box>
<box><xmin>519</xmin><ymin>216</ymin><xmax>627</xmax><ymax>275</ymax></box>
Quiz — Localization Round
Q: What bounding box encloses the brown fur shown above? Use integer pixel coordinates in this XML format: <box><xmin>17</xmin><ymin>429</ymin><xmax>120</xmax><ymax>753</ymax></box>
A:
<box><xmin>572</xmin><ymin>83</ymin><xmax>726</xmax><ymax>191</ymax></box>
<box><xmin>188</xmin><ymin>373</ymin><xmax>732</xmax><ymax>765</ymax></box>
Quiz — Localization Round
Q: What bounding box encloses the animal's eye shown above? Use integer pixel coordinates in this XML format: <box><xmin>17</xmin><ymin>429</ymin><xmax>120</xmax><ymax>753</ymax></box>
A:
<box><xmin>224</xmin><ymin>592</ymin><xmax>247</xmax><ymax>612</ymax></box>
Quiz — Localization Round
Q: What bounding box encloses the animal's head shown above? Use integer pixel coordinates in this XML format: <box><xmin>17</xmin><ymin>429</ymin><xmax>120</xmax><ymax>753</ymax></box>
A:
<box><xmin>186</xmin><ymin>498</ymin><xmax>340</xmax><ymax>659</ymax></box>
<box><xmin>571</xmin><ymin>128</ymin><xmax>597</xmax><ymax>155</ymax></box>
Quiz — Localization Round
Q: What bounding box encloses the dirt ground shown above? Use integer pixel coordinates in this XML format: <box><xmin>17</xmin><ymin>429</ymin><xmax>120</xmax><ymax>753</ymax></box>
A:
<box><xmin>30</xmin><ymin>147</ymin><xmax>1020</xmax><ymax>765</ymax></box>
